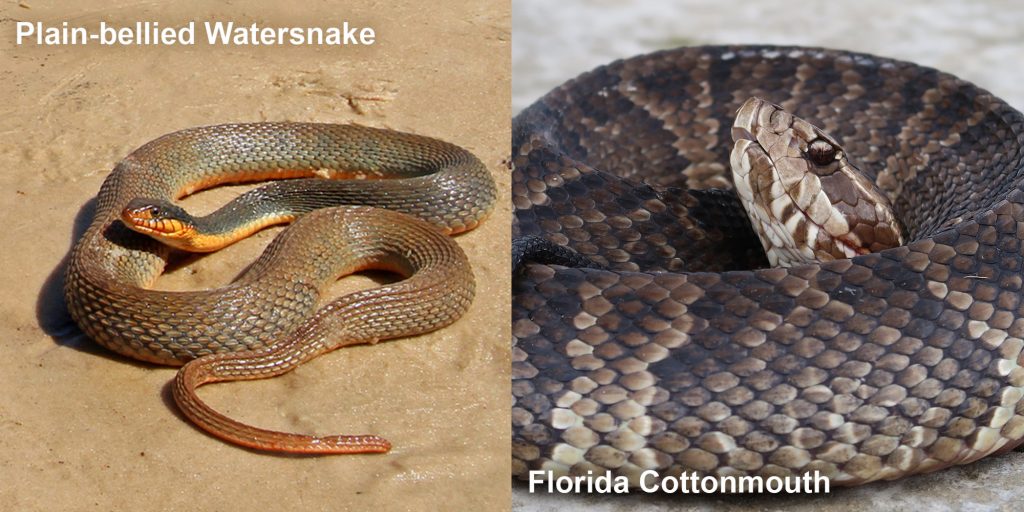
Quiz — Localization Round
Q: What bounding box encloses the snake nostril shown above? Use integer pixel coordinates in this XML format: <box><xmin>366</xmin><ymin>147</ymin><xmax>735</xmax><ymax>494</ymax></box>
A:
<box><xmin>807</xmin><ymin>139</ymin><xmax>837</xmax><ymax>166</ymax></box>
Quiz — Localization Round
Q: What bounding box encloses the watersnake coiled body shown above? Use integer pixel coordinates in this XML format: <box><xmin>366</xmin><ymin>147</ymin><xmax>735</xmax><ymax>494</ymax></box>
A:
<box><xmin>512</xmin><ymin>46</ymin><xmax>1024</xmax><ymax>485</ymax></box>
<box><xmin>64</xmin><ymin>122</ymin><xmax>496</xmax><ymax>452</ymax></box>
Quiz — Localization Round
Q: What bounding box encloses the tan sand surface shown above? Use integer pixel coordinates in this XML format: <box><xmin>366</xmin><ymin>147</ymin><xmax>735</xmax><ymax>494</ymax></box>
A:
<box><xmin>0</xmin><ymin>1</ymin><xmax>510</xmax><ymax>510</ymax></box>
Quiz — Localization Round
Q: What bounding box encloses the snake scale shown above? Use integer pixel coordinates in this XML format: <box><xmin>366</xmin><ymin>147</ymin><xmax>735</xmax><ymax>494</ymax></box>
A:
<box><xmin>64</xmin><ymin>122</ymin><xmax>496</xmax><ymax>452</ymax></box>
<box><xmin>512</xmin><ymin>46</ymin><xmax>1024</xmax><ymax>485</ymax></box>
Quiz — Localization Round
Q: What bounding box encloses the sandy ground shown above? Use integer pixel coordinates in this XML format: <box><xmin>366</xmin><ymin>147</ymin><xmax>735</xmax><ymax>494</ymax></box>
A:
<box><xmin>513</xmin><ymin>1</ymin><xmax>1024</xmax><ymax>510</ymax></box>
<box><xmin>1</xmin><ymin>1</ymin><xmax>510</xmax><ymax>511</ymax></box>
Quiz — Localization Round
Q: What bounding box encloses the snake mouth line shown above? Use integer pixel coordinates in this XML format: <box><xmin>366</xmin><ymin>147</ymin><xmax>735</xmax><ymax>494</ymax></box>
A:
<box><xmin>123</xmin><ymin>218</ymin><xmax>184</xmax><ymax>236</ymax></box>
<box><xmin>120</xmin><ymin>211</ymin><xmax>189</xmax><ymax>237</ymax></box>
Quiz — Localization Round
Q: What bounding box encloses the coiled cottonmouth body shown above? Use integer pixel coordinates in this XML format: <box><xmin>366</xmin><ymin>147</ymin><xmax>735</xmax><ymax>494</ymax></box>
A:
<box><xmin>512</xmin><ymin>46</ymin><xmax>1024</xmax><ymax>485</ymax></box>
<box><xmin>64</xmin><ymin>123</ymin><xmax>496</xmax><ymax>452</ymax></box>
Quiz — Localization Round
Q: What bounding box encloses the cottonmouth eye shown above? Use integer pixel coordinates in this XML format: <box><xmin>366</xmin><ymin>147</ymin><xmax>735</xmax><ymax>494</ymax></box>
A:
<box><xmin>808</xmin><ymin>139</ymin><xmax>836</xmax><ymax>165</ymax></box>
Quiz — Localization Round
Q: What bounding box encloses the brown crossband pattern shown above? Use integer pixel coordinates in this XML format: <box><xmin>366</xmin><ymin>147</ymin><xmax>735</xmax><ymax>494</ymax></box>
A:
<box><xmin>512</xmin><ymin>46</ymin><xmax>1024</xmax><ymax>486</ymax></box>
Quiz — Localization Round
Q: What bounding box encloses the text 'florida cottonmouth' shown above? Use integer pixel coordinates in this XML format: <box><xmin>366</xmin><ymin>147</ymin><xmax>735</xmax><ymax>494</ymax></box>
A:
<box><xmin>512</xmin><ymin>45</ymin><xmax>1024</xmax><ymax>486</ymax></box>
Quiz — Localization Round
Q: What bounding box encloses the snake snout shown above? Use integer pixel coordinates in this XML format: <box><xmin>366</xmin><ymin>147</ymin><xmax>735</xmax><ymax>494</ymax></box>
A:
<box><xmin>120</xmin><ymin>198</ymin><xmax>195</xmax><ymax>238</ymax></box>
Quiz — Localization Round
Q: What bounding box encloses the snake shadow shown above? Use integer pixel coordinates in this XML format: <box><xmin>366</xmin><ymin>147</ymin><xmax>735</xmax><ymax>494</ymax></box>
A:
<box><xmin>36</xmin><ymin>198</ymin><xmax>205</xmax><ymax>366</ymax></box>
<box><xmin>35</xmin><ymin>198</ymin><xmax>240</xmax><ymax>366</ymax></box>
<box><xmin>34</xmin><ymin>197</ymin><xmax>127</xmax><ymax>363</ymax></box>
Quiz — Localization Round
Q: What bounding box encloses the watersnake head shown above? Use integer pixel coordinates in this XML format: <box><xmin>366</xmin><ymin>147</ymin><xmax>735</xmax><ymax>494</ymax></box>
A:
<box><xmin>730</xmin><ymin>96</ymin><xmax>904</xmax><ymax>267</ymax></box>
<box><xmin>120</xmin><ymin>198</ymin><xmax>202</xmax><ymax>251</ymax></box>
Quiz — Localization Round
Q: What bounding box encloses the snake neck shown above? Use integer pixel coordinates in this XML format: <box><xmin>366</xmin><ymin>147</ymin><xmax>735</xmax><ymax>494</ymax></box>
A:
<box><xmin>186</xmin><ymin>197</ymin><xmax>298</xmax><ymax>252</ymax></box>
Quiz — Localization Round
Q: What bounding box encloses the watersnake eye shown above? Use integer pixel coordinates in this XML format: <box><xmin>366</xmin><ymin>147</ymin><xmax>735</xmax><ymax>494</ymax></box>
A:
<box><xmin>807</xmin><ymin>139</ymin><xmax>836</xmax><ymax>165</ymax></box>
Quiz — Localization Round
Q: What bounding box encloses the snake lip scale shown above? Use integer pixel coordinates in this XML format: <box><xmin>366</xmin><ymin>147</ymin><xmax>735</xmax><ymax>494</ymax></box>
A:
<box><xmin>64</xmin><ymin>122</ymin><xmax>496</xmax><ymax>453</ymax></box>
<box><xmin>512</xmin><ymin>45</ymin><xmax>1024</xmax><ymax>486</ymax></box>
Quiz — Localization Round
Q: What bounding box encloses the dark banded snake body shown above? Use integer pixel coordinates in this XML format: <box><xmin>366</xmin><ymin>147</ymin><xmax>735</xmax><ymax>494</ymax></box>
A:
<box><xmin>512</xmin><ymin>46</ymin><xmax>1024</xmax><ymax>485</ymax></box>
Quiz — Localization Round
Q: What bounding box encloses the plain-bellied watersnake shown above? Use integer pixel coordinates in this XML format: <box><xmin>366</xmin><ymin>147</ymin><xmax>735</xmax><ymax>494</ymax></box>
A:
<box><xmin>64</xmin><ymin>122</ymin><xmax>496</xmax><ymax>453</ymax></box>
